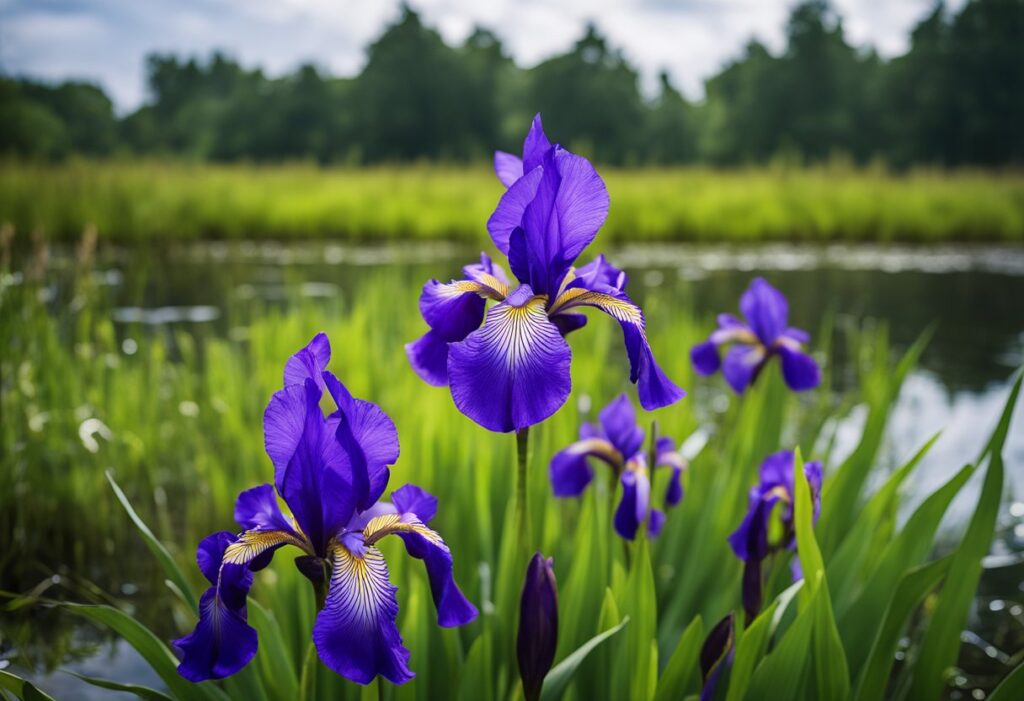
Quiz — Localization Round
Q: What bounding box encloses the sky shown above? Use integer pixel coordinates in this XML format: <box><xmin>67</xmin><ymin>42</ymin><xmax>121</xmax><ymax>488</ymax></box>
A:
<box><xmin>0</xmin><ymin>0</ymin><xmax>963</xmax><ymax>114</ymax></box>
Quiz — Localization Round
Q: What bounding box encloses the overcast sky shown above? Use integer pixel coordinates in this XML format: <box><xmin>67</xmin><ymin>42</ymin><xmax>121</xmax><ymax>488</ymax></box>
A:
<box><xmin>0</xmin><ymin>0</ymin><xmax>963</xmax><ymax>113</ymax></box>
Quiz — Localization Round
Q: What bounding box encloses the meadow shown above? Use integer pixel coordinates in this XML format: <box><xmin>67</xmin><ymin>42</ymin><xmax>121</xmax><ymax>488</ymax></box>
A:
<box><xmin>1</xmin><ymin>234</ymin><xmax>1021</xmax><ymax>700</ymax></box>
<box><xmin>3</xmin><ymin>161</ymin><xmax>1024</xmax><ymax>244</ymax></box>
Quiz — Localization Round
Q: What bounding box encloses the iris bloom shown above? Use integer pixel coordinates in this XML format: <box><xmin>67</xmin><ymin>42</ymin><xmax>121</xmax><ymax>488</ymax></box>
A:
<box><xmin>690</xmin><ymin>277</ymin><xmax>820</xmax><ymax>394</ymax></box>
<box><xmin>728</xmin><ymin>450</ymin><xmax>822</xmax><ymax>621</ymax></box>
<box><xmin>407</xmin><ymin>114</ymin><xmax>684</xmax><ymax>433</ymax></box>
<box><xmin>549</xmin><ymin>394</ymin><xmax>686</xmax><ymax>540</ymax></box>
<box><xmin>174</xmin><ymin>334</ymin><xmax>477</xmax><ymax>685</ymax></box>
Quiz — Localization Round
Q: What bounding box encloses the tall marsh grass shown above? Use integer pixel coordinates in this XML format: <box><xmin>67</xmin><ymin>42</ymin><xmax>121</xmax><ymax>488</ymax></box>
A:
<box><xmin>2</xmin><ymin>161</ymin><xmax>1024</xmax><ymax>243</ymax></box>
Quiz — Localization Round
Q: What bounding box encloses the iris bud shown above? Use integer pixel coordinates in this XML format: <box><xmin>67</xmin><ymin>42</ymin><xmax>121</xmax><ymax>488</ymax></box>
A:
<box><xmin>517</xmin><ymin>553</ymin><xmax>558</xmax><ymax>701</ymax></box>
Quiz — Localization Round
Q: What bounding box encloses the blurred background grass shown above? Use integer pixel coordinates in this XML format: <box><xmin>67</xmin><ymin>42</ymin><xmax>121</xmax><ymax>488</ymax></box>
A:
<box><xmin>3</xmin><ymin>161</ymin><xmax>1024</xmax><ymax>243</ymax></box>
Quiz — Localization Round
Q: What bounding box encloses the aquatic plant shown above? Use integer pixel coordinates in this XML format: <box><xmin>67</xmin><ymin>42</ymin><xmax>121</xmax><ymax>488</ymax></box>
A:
<box><xmin>691</xmin><ymin>277</ymin><xmax>820</xmax><ymax>394</ymax></box>
<box><xmin>174</xmin><ymin>334</ymin><xmax>477</xmax><ymax>685</ymax></box>
<box><xmin>549</xmin><ymin>393</ymin><xmax>686</xmax><ymax>540</ymax></box>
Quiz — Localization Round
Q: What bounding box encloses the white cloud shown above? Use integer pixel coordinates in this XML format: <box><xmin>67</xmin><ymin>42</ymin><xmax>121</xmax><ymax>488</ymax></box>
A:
<box><xmin>0</xmin><ymin>0</ymin><xmax>954</xmax><ymax>113</ymax></box>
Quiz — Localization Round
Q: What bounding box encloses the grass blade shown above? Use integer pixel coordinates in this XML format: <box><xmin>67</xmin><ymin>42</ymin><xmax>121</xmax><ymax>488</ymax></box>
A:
<box><xmin>0</xmin><ymin>670</ymin><xmax>56</xmax><ymax>701</ymax></box>
<box><xmin>654</xmin><ymin>616</ymin><xmax>704</xmax><ymax>701</ymax></box>
<box><xmin>852</xmin><ymin>556</ymin><xmax>952</xmax><ymax>701</ymax></box>
<box><xmin>540</xmin><ymin>617</ymin><xmax>630</xmax><ymax>701</ymax></box>
<box><xmin>106</xmin><ymin>471</ymin><xmax>197</xmax><ymax>611</ymax></box>
<box><xmin>65</xmin><ymin>672</ymin><xmax>173</xmax><ymax>701</ymax></box>
<box><xmin>64</xmin><ymin>603</ymin><xmax>226</xmax><ymax>701</ymax></box>
<box><xmin>988</xmin><ymin>660</ymin><xmax>1024</xmax><ymax>701</ymax></box>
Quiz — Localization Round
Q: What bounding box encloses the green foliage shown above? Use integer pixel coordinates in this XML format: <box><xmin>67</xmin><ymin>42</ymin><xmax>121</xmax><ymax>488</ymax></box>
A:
<box><xmin>3</xmin><ymin>162</ymin><xmax>1023</xmax><ymax>243</ymax></box>
<box><xmin>2</xmin><ymin>248</ymin><xmax>1021</xmax><ymax>699</ymax></box>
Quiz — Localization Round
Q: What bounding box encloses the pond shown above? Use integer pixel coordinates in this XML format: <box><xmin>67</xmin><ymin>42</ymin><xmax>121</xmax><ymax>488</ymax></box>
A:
<box><xmin>4</xmin><ymin>240</ymin><xmax>1023</xmax><ymax>698</ymax></box>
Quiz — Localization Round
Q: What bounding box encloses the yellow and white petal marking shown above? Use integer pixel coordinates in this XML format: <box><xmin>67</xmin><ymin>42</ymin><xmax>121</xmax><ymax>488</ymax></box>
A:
<box><xmin>656</xmin><ymin>449</ymin><xmax>687</xmax><ymax>472</ymax></box>
<box><xmin>444</xmin><ymin>276</ymin><xmax>509</xmax><ymax>303</ymax></box>
<box><xmin>547</xmin><ymin>288</ymin><xmax>644</xmax><ymax>327</ymax></box>
<box><xmin>480</xmin><ymin>294</ymin><xmax>556</xmax><ymax>368</ymax></box>
<box><xmin>325</xmin><ymin>541</ymin><xmax>394</xmax><ymax>626</ymax></box>
<box><xmin>222</xmin><ymin>529</ymin><xmax>311</xmax><ymax>566</ymax></box>
<box><xmin>362</xmin><ymin>513</ymin><xmax>446</xmax><ymax>549</ymax></box>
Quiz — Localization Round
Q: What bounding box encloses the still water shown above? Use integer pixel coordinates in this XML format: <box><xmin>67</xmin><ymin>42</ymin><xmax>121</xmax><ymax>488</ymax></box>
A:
<box><xmin>6</xmin><ymin>241</ymin><xmax>1024</xmax><ymax>698</ymax></box>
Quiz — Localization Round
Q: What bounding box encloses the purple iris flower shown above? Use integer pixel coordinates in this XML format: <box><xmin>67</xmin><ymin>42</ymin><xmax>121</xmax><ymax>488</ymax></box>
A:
<box><xmin>174</xmin><ymin>333</ymin><xmax>477</xmax><ymax>686</ymax></box>
<box><xmin>728</xmin><ymin>450</ymin><xmax>823</xmax><ymax>622</ymax></box>
<box><xmin>549</xmin><ymin>394</ymin><xmax>687</xmax><ymax>540</ymax></box>
<box><xmin>690</xmin><ymin>277</ymin><xmax>820</xmax><ymax>394</ymax></box>
<box><xmin>518</xmin><ymin>553</ymin><xmax>558</xmax><ymax>701</ymax></box>
<box><xmin>407</xmin><ymin>114</ymin><xmax>684</xmax><ymax>433</ymax></box>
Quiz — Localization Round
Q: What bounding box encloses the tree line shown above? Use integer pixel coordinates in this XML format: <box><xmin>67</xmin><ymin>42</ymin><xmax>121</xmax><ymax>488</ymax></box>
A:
<box><xmin>1</xmin><ymin>0</ymin><xmax>1021</xmax><ymax>167</ymax></box>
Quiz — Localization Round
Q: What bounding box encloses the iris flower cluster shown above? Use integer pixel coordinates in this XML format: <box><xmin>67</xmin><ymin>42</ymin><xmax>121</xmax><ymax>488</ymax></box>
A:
<box><xmin>171</xmin><ymin>115</ymin><xmax>831</xmax><ymax>693</ymax></box>
<box><xmin>728</xmin><ymin>450</ymin><xmax>822</xmax><ymax>621</ymax></box>
<box><xmin>174</xmin><ymin>334</ymin><xmax>477</xmax><ymax>685</ymax></box>
<box><xmin>549</xmin><ymin>394</ymin><xmax>686</xmax><ymax>540</ymax></box>
<box><xmin>407</xmin><ymin>115</ymin><xmax>684</xmax><ymax>433</ymax></box>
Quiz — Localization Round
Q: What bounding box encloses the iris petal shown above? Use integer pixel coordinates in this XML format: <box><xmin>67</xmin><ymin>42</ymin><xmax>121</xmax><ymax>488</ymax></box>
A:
<box><xmin>690</xmin><ymin>340</ymin><xmax>721</xmax><ymax>375</ymax></box>
<box><xmin>778</xmin><ymin>346</ymin><xmax>821</xmax><ymax>391</ymax></box>
<box><xmin>174</xmin><ymin>532</ymin><xmax>257</xmax><ymax>682</ymax></box>
<box><xmin>175</xmin><ymin>587</ymin><xmax>258</xmax><ymax>682</ymax></box>
<box><xmin>234</xmin><ymin>484</ymin><xmax>294</xmax><ymax>533</ymax></box>
<box><xmin>283</xmin><ymin>333</ymin><xmax>331</xmax><ymax>390</ymax></box>
<box><xmin>362</xmin><ymin>512</ymin><xmax>478</xmax><ymax>628</ymax></box>
<box><xmin>740</xmin><ymin>278</ymin><xmax>789</xmax><ymax>344</ymax></box>
<box><xmin>494</xmin><ymin>150</ymin><xmax>524</xmax><ymax>188</ymax></box>
<box><xmin>391</xmin><ymin>484</ymin><xmax>438</xmax><ymax>523</ymax></box>
<box><xmin>613</xmin><ymin>467</ymin><xmax>650</xmax><ymax>541</ymax></box>
<box><xmin>598</xmin><ymin>393</ymin><xmax>644</xmax><ymax>458</ymax></box>
<box><xmin>488</xmin><ymin>166</ymin><xmax>543</xmax><ymax>255</ymax></box>
<box><xmin>522</xmin><ymin>113</ymin><xmax>553</xmax><ymax>172</ymax></box>
<box><xmin>406</xmin><ymin>330</ymin><xmax>451</xmax><ymax>386</ymax></box>
<box><xmin>549</xmin><ymin>437</ymin><xmax>621</xmax><ymax>497</ymax></box>
<box><xmin>549</xmin><ymin>285</ymin><xmax>684</xmax><ymax>410</ymax></box>
<box><xmin>263</xmin><ymin>379</ymin><xmax>357</xmax><ymax>552</ymax></box>
<box><xmin>721</xmin><ymin>344</ymin><xmax>766</xmax><ymax>395</ymax></box>
<box><xmin>448</xmin><ymin>285</ymin><xmax>572</xmax><ymax>433</ymax></box>
<box><xmin>313</xmin><ymin>542</ymin><xmax>412</xmax><ymax>685</ymax></box>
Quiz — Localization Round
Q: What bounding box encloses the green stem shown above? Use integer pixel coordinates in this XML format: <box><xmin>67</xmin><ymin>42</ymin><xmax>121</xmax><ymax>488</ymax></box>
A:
<box><xmin>299</xmin><ymin>639</ymin><xmax>318</xmax><ymax>701</ymax></box>
<box><xmin>515</xmin><ymin>427</ymin><xmax>531</xmax><ymax>559</ymax></box>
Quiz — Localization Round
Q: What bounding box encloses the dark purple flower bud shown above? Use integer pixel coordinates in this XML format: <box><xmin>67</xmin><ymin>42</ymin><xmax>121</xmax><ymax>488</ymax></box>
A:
<box><xmin>518</xmin><ymin>553</ymin><xmax>558</xmax><ymax>701</ymax></box>
<box><xmin>700</xmin><ymin>612</ymin><xmax>735</xmax><ymax>701</ymax></box>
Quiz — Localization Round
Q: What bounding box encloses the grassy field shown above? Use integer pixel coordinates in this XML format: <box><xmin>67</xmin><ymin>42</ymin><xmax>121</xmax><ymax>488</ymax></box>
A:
<box><xmin>2</xmin><ymin>245</ymin><xmax>1021</xmax><ymax>699</ymax></box>
<box><xmin>2</xmin><ymin>161</ymin><xmax>1024</xmax><ymax>243</ymax></box>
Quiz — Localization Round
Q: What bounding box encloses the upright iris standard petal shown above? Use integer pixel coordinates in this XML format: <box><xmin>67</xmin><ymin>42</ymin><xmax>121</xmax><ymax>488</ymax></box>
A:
<box><xmin>518</xmin><ymin>553</ymin><xmax>558</xmax><ymax>701</ymax></box>
<box><xmin>284</xmin><ymin>332</ymin><xmax>331</xmax><ymax>390</ymax></box>
<box><xmin>494</xmin><ymin>150</ymin><xmax>524</xmax><ymax>187</ymax></box>
<box><xmin>448</xmin><ymin>285</ymin><xmax>572</xmax><ymax>433</ymax></box>
<box><xmin>313</xmin><ymin>541</ymin><xmax>413</xmax><ymax>685</ymax></box>
<box><xmin>740</xmin><ymin>277</ymin><xmax>788</xmax><ymax>344</ymax></box>
<box><xmin>391</xmin><ymin>483</ymin><xmax>438</xmax><ymax>522</ymax></box>
<box><xmin>174</xmin><ymin>532</ymin><xmax>257</xmax><ymax>681</ymax></box>
<box><xmin>599</xmin><ymin>393</ymin><xmax>644</xmax><ymax>458</ymax></box>
<box><xmin>234</xmin><ymin>484</ymin><xmax>294</xmax><ymax>533</ymax></box>
<box><xmin>264</xmin><ymin>379</ymin><xmax>356</xmax><ymax>553</ymax></box>
<box><xmin>488</xmin><ymin>167</ymin><xmax>544</xmax><ymax>254</ymax></box>
<box><xmin>323</xmin><ymin>372</ymin><xmax>399</xmax><ymax>511</ymax></box>
<box><xmin>522</xmin><ymin>113</ymin><xmax>553</xmax><ymax>171</ymax></box>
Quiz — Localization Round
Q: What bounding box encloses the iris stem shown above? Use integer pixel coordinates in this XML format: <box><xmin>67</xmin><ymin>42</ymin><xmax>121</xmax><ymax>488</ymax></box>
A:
<box><xmin>299</xmin><ymin>640</ymin><xmax>318</xmax><ymax>701</ymax></box>
<box><xmin>515</xmin><ymin>427</ymin><xmax>531</xmax><ymax>559</ymax></box>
